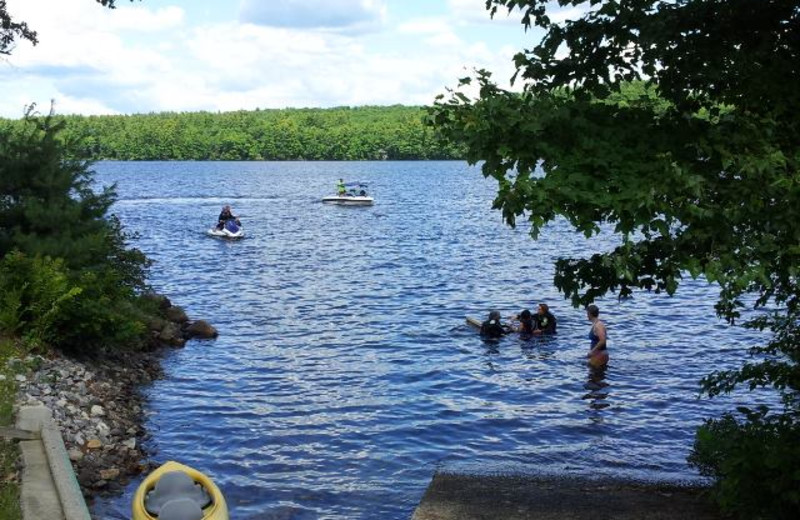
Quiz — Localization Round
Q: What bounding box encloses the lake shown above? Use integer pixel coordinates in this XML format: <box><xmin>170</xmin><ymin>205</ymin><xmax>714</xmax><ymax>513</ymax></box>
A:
<box><xmin>90</xmin><ymin>161</ymin><xmax>765</xmax><ymax>519</ymax></box>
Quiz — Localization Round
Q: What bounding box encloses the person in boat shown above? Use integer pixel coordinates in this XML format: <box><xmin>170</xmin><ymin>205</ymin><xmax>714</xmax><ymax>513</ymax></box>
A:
<box><xmin>512</xmin><ymin>309</ymin><xmax>536</xmax><ymax>335</ymax></box>
<box><xmin>337</xmin><ymin>179</ymin><xmax>347</xmax><ymax>196</ymax></box>
<box><xmin>586</xmin><ymin>304</ymin><xmax>608</xmax><ymax>367</ymax></box>
<box><xmin>216</xmin><ymin>205</ymin><xmax>240</xmax><ymax>230</ymax></box>
<box><xmin>533</xmin><ymin>303</ymin><xmax>557</xmax><ymax>335</ymax></box>
<box><xmin>480</xmin><ymin>310</ymin><xmax>508</xmax><ymax>339</ymax></box>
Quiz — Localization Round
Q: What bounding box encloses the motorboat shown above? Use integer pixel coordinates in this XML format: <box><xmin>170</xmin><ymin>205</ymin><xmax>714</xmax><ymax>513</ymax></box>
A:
<box><xmin>323</xmin><ymin>182</ymin><xmax>374</xmax><ymax>206</ymax></box>
<box><xmin>132</xmin><ymin>461</ymin><xmax>229</xmax><ymax>520</ymax></box>
<box><xmin>207</xmin><ymin>219</ymin><xmax>244</xmax><ymax>239</ymax></box>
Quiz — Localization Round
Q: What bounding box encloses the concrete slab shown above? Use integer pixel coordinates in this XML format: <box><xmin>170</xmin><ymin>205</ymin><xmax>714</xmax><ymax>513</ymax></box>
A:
<box><xmin>412</xmin><ymin>473</ymin><xmax>721</xmax><ymax>520</ymax></box>
<box><xmin>18</xmin><ymin>438</ymin><xmax>65</xmax><ymax>520</ymax></box>
<box><xmin>16</xmin><ymin>406</ymin><xmax>91</xmax><ymax>520</ymax></box>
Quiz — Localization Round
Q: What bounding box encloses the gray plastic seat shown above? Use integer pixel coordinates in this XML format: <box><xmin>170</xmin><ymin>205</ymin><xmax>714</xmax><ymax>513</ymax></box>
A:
<box><xmin>160</xmin><ymin>498</ymin><xmax>204</xmax><ymax>520</ymax></box>
<box><xmin>144</xmin><ymin>470</ymin><xmax>211</xmax><ymax>516</ymax></box>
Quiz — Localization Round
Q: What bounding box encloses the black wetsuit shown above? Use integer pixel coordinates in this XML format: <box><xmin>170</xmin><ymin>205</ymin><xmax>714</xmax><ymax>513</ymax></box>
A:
<box><xmin>535</xmin><ymin>312</ymin><xmax>557</xmax><ymax>334</ymax></box>
<box><xmin>480</xmin><ymin>320</ymin><xmax>507</xmax><ymax>339</ymax></box>
<box><xmin>217</xmin><ymin>210</ymin><xmax>236</xmax><ymax>229</ymax></box>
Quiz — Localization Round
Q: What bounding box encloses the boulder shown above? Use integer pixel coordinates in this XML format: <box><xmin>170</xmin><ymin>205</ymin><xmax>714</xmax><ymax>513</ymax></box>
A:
<box><xmin>184</xmin><ymin>320</ymin><xmax>218</xmax><ymax>339</ymax></box>
<box><xmin>165</xmin><ymin>305</ymin><xmax>189</xmax><ymax>323</ymax></box>
<box><xmin>147</xmin><ymin>316</ymin><xmax>168</xmax><ymax>333</ymax></box>
<box><xmin>159</xmin><ymin>322</ymin><xmax>184</xmax><ymax>346</ymax></box>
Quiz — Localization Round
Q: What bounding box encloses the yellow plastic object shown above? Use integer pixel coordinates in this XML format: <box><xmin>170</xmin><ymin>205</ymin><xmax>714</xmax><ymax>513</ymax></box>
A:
<box><xmin>465</xmin><ymin>316</ymin><xmax>483</xmax><ymax>329</ymax></box>
<box><xmin>132</xmin><ymin>461</ymin><xmax>229</xmax><ymax>520</ymax></box>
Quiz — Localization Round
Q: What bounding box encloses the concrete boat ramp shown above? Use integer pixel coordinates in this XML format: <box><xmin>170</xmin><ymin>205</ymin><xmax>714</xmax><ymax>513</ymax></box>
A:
<box><xmin>412</xmin><ymin>472</ymin><xmax>721</xmax><ymax>520</ymax></box>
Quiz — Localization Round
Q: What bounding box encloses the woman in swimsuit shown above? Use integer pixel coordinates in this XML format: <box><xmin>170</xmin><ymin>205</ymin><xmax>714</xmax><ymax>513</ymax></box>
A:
<box><xmin>586</xmin><ymin>304</ymin><xmax>608</xmax><ymax>367</ymax></box>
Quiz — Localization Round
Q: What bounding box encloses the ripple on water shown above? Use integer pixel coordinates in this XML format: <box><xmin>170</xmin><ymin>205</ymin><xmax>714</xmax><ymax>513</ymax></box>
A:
<box><xmin>89</xmin><ymin>161</ymin><xmax>770</xmax><ymax>519</ymax></box>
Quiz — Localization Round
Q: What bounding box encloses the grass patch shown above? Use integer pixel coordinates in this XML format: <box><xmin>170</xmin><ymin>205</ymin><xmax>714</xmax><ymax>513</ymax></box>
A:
<box><xmin>0</xmin><ymin>337</ymin><xmax>22</xmax><ymax>520</ymax></box>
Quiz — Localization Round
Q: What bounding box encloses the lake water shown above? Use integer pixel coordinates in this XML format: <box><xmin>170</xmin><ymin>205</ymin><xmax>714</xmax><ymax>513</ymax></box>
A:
<box><xmin>90</xmin><ymin>161</ymin><xmax>766</xmax><ymax>519</ymax></box>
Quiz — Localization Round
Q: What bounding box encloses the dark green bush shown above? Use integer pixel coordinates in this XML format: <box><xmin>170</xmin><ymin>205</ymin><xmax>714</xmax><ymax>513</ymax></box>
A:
<box><xmin>0</xmin><ymin>252</ymin><xmax>82</xmax><ymax>350</ymax></box>
<box><xmin>0</xmin><ymin>108</ymin><xmax>153</xmax><ymax>353</ymax></box>
<box><xmin>689</xmin><ymin>407</ymin><xmax>800</xmax><ymax>519</ymax></box>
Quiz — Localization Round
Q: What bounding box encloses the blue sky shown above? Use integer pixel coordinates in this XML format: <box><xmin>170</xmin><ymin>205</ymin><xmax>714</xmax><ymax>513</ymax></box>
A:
<box><xmin>0</xmin><ymin>0</ymin><xmax>569</xmax><ymax>118</ymax></box>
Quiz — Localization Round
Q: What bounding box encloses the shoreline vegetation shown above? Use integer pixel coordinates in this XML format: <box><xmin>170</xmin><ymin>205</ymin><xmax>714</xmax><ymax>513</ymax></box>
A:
<box><xmin>0</xmin><ymin>105</ymin><xmax>465</xmax><ymax>162</ymax></box>
<box><xmin>0</xmin><ymin>112</ymin><xmax>217</xmax><ymax>516</ymax></box>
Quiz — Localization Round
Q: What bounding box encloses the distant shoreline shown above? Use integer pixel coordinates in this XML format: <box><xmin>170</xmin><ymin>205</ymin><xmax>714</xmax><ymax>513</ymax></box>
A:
<box><xmin>1</xmin><ymin>106</ymin><xmax>467</xmax><ymax>162</ymax></box>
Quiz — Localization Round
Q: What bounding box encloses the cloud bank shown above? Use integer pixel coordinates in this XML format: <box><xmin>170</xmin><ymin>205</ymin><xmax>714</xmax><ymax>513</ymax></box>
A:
<box><xmin>238</xmin><ymin>0</ymin><xmax>387</xmax><ymax>31</ymax></box>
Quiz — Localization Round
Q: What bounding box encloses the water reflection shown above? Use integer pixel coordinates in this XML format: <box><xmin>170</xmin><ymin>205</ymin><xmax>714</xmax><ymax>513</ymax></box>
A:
<box><xmin>583</xmin><ymin>364</ymin><xmax>611</xmax><ymax>413</ymax></box>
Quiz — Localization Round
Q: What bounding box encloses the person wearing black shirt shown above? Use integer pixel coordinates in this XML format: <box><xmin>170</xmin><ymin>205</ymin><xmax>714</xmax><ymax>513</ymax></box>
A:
<box><xmin>514</xmin><ymin>309</ymin><xmax>536</xmax><ymax>336</ymax></box>
<box><xmin>217</xmin><ymin>205</ymin><xmax>239</xmax><ymax>230</ymax></box>
<box><xmin>533</xmin><ymin>303</ymin><xmax>557</xmax><ymax>335</ymax></box>
<box><xmin>480</xmin><ymin>310</ymin><xmax>508</xmax><ymax>339</ymax></box>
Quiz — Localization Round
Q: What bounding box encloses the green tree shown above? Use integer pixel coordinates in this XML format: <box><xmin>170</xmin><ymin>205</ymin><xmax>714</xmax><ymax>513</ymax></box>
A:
<box><xmin>429</xmin><ymin>1</ymin><xmax>799</xmax><ymax>517</ymax></box>
<box><xmin>0</xmin><ymin>108</ymin><xmax>151</xmax><ymax>352</ymax></box>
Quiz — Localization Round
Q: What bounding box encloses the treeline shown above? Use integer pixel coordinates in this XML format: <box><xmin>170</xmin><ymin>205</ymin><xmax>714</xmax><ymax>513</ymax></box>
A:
<box><xmin>4</xmin><ymin>105</ymin><xmax>464</xmax><ymax>161</ymax></box>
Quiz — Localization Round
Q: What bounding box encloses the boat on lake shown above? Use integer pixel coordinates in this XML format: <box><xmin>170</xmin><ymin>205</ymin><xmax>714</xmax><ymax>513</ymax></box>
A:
<box><xmin>323</xmin><ymin>182</ymin><xmax>374</xmax><ymax>206</ymax></box>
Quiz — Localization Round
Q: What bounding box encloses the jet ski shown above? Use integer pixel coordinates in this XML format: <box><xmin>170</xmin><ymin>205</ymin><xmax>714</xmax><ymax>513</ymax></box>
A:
<box><xmin>207</xmin><ymin>219</ymin><xmax>244</xmax><ymax>239</ymax></box>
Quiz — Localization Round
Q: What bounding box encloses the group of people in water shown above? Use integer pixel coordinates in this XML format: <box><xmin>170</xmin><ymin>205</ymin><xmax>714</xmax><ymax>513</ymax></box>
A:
<box><xmin>479</xmin><ymin>303</ymin><xmax>608</xmax><ymax>367</ymax></box>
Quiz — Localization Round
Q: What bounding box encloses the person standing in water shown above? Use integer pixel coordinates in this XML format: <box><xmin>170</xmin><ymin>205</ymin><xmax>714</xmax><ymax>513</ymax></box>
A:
<box><xmin>480</xmin><ymin>310</ymin><xmax>508</xmax><ymax>339</ymax></box>
<box><xmin>512</xmin><ymin>309</ymin><xmax>536</xmax><ymax>335</ymax></box>
<box><xmin>533</xmin><ymin>303</ymin><xmax>557</xmax><ymax>335</ymax></box>
<box><xmin>586</xmin><ymin>304</ymin><xmax>608</xmax><ymax>367</ymax></box>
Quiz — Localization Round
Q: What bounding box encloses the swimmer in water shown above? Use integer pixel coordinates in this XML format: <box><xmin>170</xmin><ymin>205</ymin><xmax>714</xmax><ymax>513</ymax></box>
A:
<box><xmin>586</xmin><ymin>304</ymin><xmax>608</xmax><ymax>367</ymax></box>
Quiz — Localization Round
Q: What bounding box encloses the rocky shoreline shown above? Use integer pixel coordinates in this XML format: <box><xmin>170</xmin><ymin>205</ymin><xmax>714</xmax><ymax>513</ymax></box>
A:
<box><xmin>11</xmin><ymin>297</ymin><xmax>218</xmax><ymax>504</ymax></box>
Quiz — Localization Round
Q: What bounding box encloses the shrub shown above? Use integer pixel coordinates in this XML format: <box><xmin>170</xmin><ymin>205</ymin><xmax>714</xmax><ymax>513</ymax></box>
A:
<box><xmin>0</xmin><ymin>252</ymin><xmax>82</xmax><ymax>350</ymax></box>
<box><xmin>689</xmin><ymin>408</ymin><xmax>800</xmax><ymax>519</ymax></box>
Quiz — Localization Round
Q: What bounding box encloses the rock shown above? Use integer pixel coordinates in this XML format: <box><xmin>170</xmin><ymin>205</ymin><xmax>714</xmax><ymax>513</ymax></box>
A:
<box><xmin>86</xmin><ymin>439</ymin><xmax>102</xmax><ymax>450</ymax></box>
<box><xmin>184</xmin><ymin>320</ymin><xmax>218</xmax><ymax>339</ymax></box>
<box><xmin>93</xmin><ymin>480</ymin><xmax>108</xmax><ymax>489</ymax></box>
<box><xmin>15</xmin><ymin>374</ymin><xmax>26</xmax><ymax>382</ymax></box>
<box><xmin>159</xmin><ymin>322</ymin><xmax>183</xmax><ymax>345</ymax></box>
<box><xmin>165</xmin><ymin>305</ymin><xmax>189</xmax><ymax>323</ymax></box>
<box><xmin>99</xmin><ymin>468</ymin><xmax>120</xmax><ymax>480</ymax></box>
<box><xmin>123</xmin><ymin>438</ymin><xmax>136</xmax><ymax>450</ymax></box>
<box><xmin>90</xmin><ymin>405</ymin><xmax>105</xmax><ymax>417</ymax></box>
<box><xmin>147</xmin><ymin>316</ymin><xmax>168</xmax><ymax>333</ymax></box>
<box><xmin>68</xmin><ymin>449</ymin><xmax>84</xmax><ymax>462</ymax></box>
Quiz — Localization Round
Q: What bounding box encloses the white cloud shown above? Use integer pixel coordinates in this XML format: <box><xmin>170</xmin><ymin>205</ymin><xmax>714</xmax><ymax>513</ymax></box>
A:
<box><xmin>238</xmin><ymin>0</ymin><xmax>387</xmax><ymax>31</ymax></box>
<box><xmin>0</xmin><ymin>0</ymin><xmax>522</xmax><ymax>117</ymax></box>
<box><xmin>448</xmin><ymin>0</ymin><xmax>518</xmax><ymax>25</ymax></box>
<box><xmin>549</xmin><ymin>5</ymin><xmax>592</xmax><ymax>25</ymax></box>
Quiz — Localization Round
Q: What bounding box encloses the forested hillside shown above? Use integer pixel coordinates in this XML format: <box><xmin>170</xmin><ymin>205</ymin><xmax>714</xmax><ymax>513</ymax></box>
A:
<box><xmin>1</xmin><ymin>105</ymin><xmax>463</xmax><ymax>161</ymax></box>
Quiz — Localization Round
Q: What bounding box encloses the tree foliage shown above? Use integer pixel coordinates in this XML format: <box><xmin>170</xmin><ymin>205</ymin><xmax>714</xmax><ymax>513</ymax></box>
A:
<box><xmin>429</xmin><ymin>1</ymin><xmax>799</xmax><ymax>516</ymax></box>
<box><xmin>0</xmin><ymin>108</ymin><xmax>151</xmax><ymax>352</ymax></box>
<box><xmin>1</xmin><ymin>106</ymin><xmax>461</xmax><ymax>161</ymax></box>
